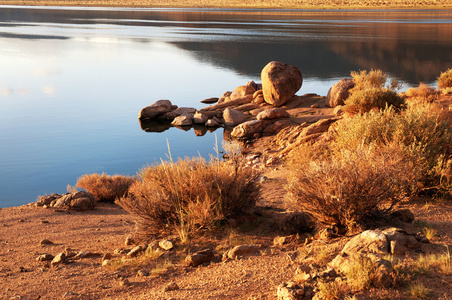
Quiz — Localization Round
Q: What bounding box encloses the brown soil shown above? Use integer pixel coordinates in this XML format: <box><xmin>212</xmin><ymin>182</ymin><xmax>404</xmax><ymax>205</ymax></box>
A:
<box><xmin>2</xmin><ymin>164</ymin><xmax>452</xmax><ymax>299</ymax></box>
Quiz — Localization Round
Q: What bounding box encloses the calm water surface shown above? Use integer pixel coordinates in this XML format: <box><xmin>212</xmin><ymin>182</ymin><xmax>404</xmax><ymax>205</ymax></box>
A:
<box><xmin>0</xmin><ymin>7</ymin><xmax>451</xmax><ymax>207</ymax></box>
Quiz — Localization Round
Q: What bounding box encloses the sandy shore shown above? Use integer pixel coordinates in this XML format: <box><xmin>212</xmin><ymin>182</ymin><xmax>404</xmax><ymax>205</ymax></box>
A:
<box><xmin>0</xmin><ymin>0</ymin><xmax>451</xmax><ymax>9</ymax></box>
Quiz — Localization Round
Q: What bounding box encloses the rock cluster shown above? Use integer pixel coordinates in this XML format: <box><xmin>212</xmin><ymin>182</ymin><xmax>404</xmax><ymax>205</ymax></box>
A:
<box><xmin>276</xmin><ymin>225</ymin><xmax>430</xmax><ymax>300</ymax></box>
<box><xmin>138</xmin><ymin>61</ymin><xmax>310</xmax><ymax>140</ymax></box>
<box><xmin>36</xmin><ymin>191</ymin><xmax>96</xmax><ymax>211</ymax></box>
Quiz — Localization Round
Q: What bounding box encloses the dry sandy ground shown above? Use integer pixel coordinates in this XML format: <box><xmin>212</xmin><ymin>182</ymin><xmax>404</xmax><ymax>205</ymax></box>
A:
<box><xmin>2</xmin><ymin>166</ymin><xmax>452</xmax><ymax>299</ymax></box>
<box><xmin>0</xmin><ymin>0</ymin><xmax>451</xmax><ymax>8</ymax></box>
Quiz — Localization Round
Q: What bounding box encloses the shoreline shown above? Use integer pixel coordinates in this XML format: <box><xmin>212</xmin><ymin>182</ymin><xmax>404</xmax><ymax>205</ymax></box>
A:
<box><xmin>0</xmin><ymin>1</ymin><xmax>451</xmax><ymax>9</ymax></box>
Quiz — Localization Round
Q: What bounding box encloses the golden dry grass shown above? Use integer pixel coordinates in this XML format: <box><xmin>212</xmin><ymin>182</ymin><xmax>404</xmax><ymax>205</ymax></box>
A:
<box><xmin>117</xmin><ymin>143</ymin><xmax>261</xmax><ymax>240</ymax></box>
<box><xmin>75</xmin><ymin>172</ymin><xmax>136</xmax><ymax>202</ymax></box>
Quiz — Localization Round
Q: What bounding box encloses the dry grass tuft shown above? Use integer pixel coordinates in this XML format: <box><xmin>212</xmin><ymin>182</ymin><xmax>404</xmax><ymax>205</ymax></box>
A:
<box><xmin>409</xmin><ymin>281</ymin><xmax>431</xmax><ymax>299</ymax></box>
<box><xmin>75</xmin><ymin>172</ymin><xmax>136</xmax><ymax>202</ymax></box>
<box><xmin>117</xmin><ymin>142</ymin><xmax>261</xmax><ymax>240</ymax></box>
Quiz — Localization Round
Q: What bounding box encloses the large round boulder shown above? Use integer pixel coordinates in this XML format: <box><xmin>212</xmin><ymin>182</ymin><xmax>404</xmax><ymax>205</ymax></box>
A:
<box><xmin>327</xmin><ymin>78</ymin><xmax>355</xmax><ymax>107</ymax></box>
<box><xmin>261</xmin><ymin>61</ymin><xmax>303</xmax><ymax>107</ymax></box>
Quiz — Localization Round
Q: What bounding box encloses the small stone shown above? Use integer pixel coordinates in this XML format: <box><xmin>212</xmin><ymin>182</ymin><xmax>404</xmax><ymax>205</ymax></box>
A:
<box><xmin>120</xmin><ymin>278</ymin><xmax>130</xmax><ymax>286</ymax></box>
<box><xmin>127</xmin><ymin>244</ymin><xmax>146</xmax><ymax>257</ymax></box>
<box><xmin>102</xmin><ymin>253</ymin><xmax>112</xmax><ymax>261</ymax></box>
<box><xmin>40</xmin><ymin>220</ymin><xmax>49</xmax><ymax>224</ymax></box>
<box><xmin>102</xmin><ymin>259</ymin><xmax>112</xmax><ymax>267</ymax></box>
<box><xmin>227</xmin><ymin>244</ymin><xmax>262</xmax><ymax>259</ymax></box>
<box><xmin>36</xmin><ymin>254</ymin><xmax>54</xmax><ymax>262</ymax></box>
<box><xmin>159</xmin><ymin>240</ymin><xmax>174</xmax><ymax>251</ymax></box>
<box><xmin>137</xmin><ymin>269</ymin><xmax>149</xmax><ymax>276</ymax></box>
<box><xmin>163</xmin><ymin>280</ymin><xmax>179</xmax><ymax>292</ymax></box>
<box><xmin>125</xmin><ymin>235</ymin><xmax>134</xmax><ymax>246</ymax></box>
<box><xmin>51</xmin><ymin>252</ymin><xmax>67</xmax><ymax>266</ymax></box>
<box><xmin>171</xmin><ymin>115</ymin><xmax>193</xmax><ymax>126</ymax></box>
<box><xmin>200</xmin><ymin>97</ymin><xmax>219</xmax><ymax>104</ymax></box>
<box><xmin>40</xmin><ymin>239</ymin><xmax>54</xmax><ymax>245</ymax></box>
<box><xmin>185</xmin><ymin>249</ymin><xmax>214</xmax><ymax>267</ymax></box>
<box><xmin>205</xmin><ymin>117</ymin><xmax>221</xmax><ymax>127</ymax></box>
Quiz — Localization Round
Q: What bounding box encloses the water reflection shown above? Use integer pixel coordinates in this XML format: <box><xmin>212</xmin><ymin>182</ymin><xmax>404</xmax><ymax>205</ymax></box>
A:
<box><xmin>1</xmin><ymin>7</ymin><xmax>451</xmax><ymax>84</ymax></box>
<box><xmin>139</xmin><ymin>118</ymin><xmax>220</xmax><ymax>137</ymax></box>
<box><xmin>1</xmin><ymin>6</ymin><xmax>452</xmax><ymax>207</ymax></box>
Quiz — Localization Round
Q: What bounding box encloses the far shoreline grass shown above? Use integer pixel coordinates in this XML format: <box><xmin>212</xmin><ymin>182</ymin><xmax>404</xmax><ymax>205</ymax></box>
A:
<box><xmin>0</xmin><ymin>0</ymin><xmax>451</xmax><ymax>9</ymax></box>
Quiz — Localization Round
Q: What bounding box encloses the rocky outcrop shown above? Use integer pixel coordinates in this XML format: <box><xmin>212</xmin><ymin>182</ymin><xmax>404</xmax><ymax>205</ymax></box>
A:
<box><xmin>326</xmin><ymin>78</ymin><xmax>355</xmax><ymax>107</ymax></box>
<box><xmin>138</xmin><ymin>62</ymin><xmax>337</xmax><ymax>142</ymax></box>
<box><xmin>139</xmin><ymin>100</ymin><xmax>177</xmax><ymax>119</ymax></box>
<box><xmin>330</xmin><ymin>228</ymin><xmax>429</xmax><ymax>272</ymax></box>
<box><xmin>261</xmin><ymin>61</ymin><xmax>303</xmax><ymax>106</ymax></box>
<box><xmin>36</xmin><ymin>191</ymin><xmax>96</xmax><ymax>211</ymax></box>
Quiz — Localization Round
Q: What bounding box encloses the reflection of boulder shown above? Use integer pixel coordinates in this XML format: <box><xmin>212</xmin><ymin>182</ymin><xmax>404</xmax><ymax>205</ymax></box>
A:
<box><xmin>193</xmin><ymin>124</ymin><xmax>208</xmax><ymax>136</ymax></box>
<box><xmin>139</xmin><ymin>119</ymin><xmax>172</xmax><ymax>133</ymax></box>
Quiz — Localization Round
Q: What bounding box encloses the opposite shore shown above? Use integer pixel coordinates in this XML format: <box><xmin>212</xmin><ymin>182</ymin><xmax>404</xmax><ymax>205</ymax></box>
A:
<box><xmin>0</xmin><ymin>0</ymin><xmax>451</xmax><ymax>9</ymax></box>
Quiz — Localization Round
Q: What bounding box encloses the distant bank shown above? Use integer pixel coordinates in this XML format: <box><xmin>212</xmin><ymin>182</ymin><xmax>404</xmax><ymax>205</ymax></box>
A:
<box><xmin>0</xmin><ymin>0</ymin><xmax>451</xmax><ymax>9</ymax></box>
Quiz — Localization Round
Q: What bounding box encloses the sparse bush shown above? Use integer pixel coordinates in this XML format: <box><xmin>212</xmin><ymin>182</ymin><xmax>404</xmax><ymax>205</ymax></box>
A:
<box><xmin>437</xmin><ymin>68</ymin><xmax>452</xmax><ymax>89</ymax></box>
<box><xmin>331</xmin><ymin>104</ymin><xmax>452</xmax><ymax>195</ymax></box>
<box><xmin>343</xmin><ymin>69</ymin><xmax>404</xmax><ymax>115</ymax></box>
<box><xmin>75</xmin><ymin>172</ymin><xmax>136</xmax><ymax>202</ymax></box>
<box><xmin>350</xmin><ymin>69</ymin><xmax>391</xmax><ymax>91</ymax></box>
<box><xmin>117</xmin><ymin>143</ymin><xmax>260</xmax><ymax>239</ymax></box>
<box><xmin>285</xmin><ymin>145</ymin><xmax>416</xmax><ymax>231</ymax></box>
<box><xmin>344</xmin><ymin>88</ymin><xmax>404</xmax><ymax>115</ymax></box>
<box><xmin>404</xmin><ymin>83</ymin><xmax>438</xmax><ymax>104</ymax></box>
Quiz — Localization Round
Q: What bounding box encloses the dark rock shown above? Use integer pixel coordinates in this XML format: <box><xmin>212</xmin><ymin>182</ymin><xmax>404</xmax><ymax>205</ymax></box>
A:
<box><xmin>185</xmin><ymin>249</ymin><xmax>214</xmax><ymax>267</ymax></box>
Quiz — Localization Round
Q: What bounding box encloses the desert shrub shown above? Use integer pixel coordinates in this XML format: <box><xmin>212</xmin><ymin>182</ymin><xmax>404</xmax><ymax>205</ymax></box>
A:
<box><xmin>350</xmin><ymin>69</ymin><xmax>389</xmax><ymax>91</ymax></box>
<box><xmin>343</xmin><ymin>69</ymin><xmax>404</xmax><ymax>115</ymax></box>
<box><xmin>344</xmin><ymin>88</ymin><xmax>404</xmax><ymax>115</ymax></box>
<box><xmin>75</xmin><ymin>172</ymin><xmax>136</xmax><ymax>202</ymax></box>
<box><xmin>117</xmin><ymin>146</ymin><xmax>260</xmax><ymax>239</ymax></box>
<box><xmin>437</xmin><ymin>68</ymin><xmax>452</xmax><ymax>89</ymax></box>
<box><xmin>331</xmin><ymin>104</ymin><xmax>452</xmax><ymax>193</ymax></box>
<box><xmin>404</xmin><ymin>83</ymin><xmax>438</xmax><ymax>104</ymax></box>
<box><xmin>285</xmin><ymin>145</ymin><xmax>416</xmax><ymax>231</ymax></box>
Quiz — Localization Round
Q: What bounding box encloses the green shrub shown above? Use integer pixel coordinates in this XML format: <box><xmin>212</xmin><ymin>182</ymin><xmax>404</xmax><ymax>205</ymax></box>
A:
<box><xmin>75</xmin><ymin>172</ymin><xmax>136</xmax><ymax>202</ymax></box>
<box><xmin>437</xmin><ymin>68</ymin><xmax>452</xmax><ymax>89</ymax></box>
<box><xmin>116</xmin><ymin>147</ymin><xmax>260</xmax><ymax>239</ymax></box>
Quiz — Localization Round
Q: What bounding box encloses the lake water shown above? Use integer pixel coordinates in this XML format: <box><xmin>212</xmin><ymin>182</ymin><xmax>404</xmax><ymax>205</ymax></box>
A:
<box><xmin>0</xmin><ymin>7</ymin><xmax>451</xmax><ymax>208</ymax></box>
